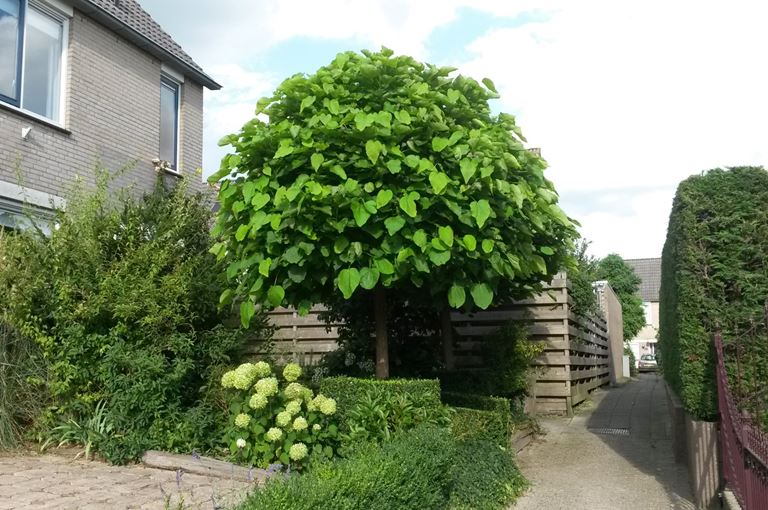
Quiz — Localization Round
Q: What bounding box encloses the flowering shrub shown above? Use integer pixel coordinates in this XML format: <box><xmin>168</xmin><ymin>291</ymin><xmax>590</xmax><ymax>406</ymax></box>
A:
<box><xmin>222</xmin><ymin>362</ymin><xmax>339</xmax><ymax>469</ymax></box>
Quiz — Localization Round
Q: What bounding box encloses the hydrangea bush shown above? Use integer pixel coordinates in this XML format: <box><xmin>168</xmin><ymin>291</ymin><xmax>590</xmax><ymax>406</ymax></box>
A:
<box><xmin>221</xmin><ymin>361</ymin><xmax>339</xmax><ymax>468</ymax></box>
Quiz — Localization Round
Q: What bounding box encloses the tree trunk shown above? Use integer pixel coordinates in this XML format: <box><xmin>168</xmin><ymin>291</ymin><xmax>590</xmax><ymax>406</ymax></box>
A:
<box><xmin>374</xmin><ymin>286</ymin><xmax>389</xmax><ymax>379</ymax></box>
<box><xmin>441</xmin><ymin>305</ymin><xmax>455</xmax><ymax>370</ymax></box>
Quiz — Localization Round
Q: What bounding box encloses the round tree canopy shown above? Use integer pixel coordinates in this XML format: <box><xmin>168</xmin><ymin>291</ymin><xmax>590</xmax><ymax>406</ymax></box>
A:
<box><xmin>209</xmin><ymin>48</ymin><xmax>577</xmax><ymax>326</ymax></box>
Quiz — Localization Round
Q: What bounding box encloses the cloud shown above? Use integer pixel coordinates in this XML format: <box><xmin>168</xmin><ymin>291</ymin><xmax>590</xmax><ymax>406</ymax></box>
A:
<box><xmin>456</xmin><ymin>0</ymin><xmax>768</xmax><ymax>257</ymax></box>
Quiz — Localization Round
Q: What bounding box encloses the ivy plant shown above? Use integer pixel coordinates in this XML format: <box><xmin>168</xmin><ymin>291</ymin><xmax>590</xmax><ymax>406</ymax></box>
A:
<box><xmin>210</xmin><ymin>48</ymin><xmax>577</xmax><ymax>377</ymax></box>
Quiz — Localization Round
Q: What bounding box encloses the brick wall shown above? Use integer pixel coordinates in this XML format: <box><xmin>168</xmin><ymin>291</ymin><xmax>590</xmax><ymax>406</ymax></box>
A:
<box><xmin>0</xmin><ymin>9</ymin><xmax>208</xmax><ymax>204</ymax></box>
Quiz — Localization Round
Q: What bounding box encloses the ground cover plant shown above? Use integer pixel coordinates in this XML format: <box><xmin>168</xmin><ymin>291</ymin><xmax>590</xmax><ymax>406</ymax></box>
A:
<box><xmin>660</xmin><ymin>166</ymin><xmax>768</xmax><ymax>422</ymax></box>
<box><xmin>210</xmin><ymin>48</ymin><xmax>577</xmax><ymax>377</ymax></box>
<box><xmin>0</xmin><ymin>174</ymin><xmax>268</xmax><ymax>462</ymax></box>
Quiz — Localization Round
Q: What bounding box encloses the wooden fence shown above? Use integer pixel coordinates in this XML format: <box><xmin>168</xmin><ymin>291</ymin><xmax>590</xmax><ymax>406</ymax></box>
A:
<box><xmin>259</xmin><ymin>274</ymin><xmax>611</xmax><ymax>415</ymax></box>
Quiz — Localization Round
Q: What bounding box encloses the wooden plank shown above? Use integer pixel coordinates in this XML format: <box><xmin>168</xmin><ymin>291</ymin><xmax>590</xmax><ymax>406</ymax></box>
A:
<box><xmin>534</xmin><ymin>382</ymin><xmax>571</xmax><ymax>397</ymax></box>
<box><xmin>273</xmin><ymin>327</ymin><xmax>338</xmax><ymax>340</ymax></box>
<box><xmin>142</xmin><ymin>450</ymin><xmax>264</xmax><ymax>484</ymax></box>
<box><xmin>451</xmin><ymin>307</ymin><xmax>569</xmax><ymax>323</ymax></box>
<box><xmin>269</xmin><ymin>314</ymin><xmax>334</xmax><ymax>327</ymax></box>
<box><xmin>568</xmin><ymin>367</ymin><xmax>610</xmax><ymax>381</ymax></box>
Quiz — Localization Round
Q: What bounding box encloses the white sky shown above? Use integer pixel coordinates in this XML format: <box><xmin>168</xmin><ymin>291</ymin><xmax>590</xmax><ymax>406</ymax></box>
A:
<box><xmin>143</xmin><ymin>0</ymin><xmax>768</xmax><ymax>260</ymax></box>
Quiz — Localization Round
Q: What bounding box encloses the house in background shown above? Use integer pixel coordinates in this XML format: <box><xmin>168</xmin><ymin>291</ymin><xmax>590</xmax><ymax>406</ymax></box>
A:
<box><xmin>625</xmin><ymin>257</ymin><xmax>661</xmax><ymax>363</ymax></box>
<box><xmin>0</xmin><ymin>0</ymin><xmax>220</xmax><ymax>229</ymax></box>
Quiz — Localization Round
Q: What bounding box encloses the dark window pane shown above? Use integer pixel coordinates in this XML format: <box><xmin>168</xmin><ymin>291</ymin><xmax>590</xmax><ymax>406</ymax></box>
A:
<box><xmin>21</xmin><ymin>7</ymin><xmax>63</xmax><ymax>119</ymax></box>
<box><xmin>0</xmin><ymin>0</ymin><xmax>21</xmax><ymax>101</ymax></box>
<box><xmin>160</xmin><ymin>79</ymin><xmax>178</xmax><ymax>167</ymax></box>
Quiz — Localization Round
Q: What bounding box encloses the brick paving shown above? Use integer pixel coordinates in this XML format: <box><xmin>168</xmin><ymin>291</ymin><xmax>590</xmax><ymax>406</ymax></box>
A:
<box><xmin>0</xmin><ymin>451</ymin><xmax>254</xmax><ymax>509</ymax></box>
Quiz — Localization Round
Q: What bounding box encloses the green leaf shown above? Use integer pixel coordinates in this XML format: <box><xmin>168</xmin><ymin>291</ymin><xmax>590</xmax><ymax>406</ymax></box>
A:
<box><xmin>462</xmin><ymin>234</ymin><xmax>477</xmax><ymax>251</ymax></box>
<box><xmin>446</xmin><ymin>89</ymin><xmax>461</xmax><ymax>103</ymax></box>
<box><xmin>394</xmin><ymin>110</ymin><xmax>412</xmax><ymax>124</ymax></box>
<box><xmin>376</xmin><ymin>189</ymin><xmax>394</xmax><ymax>208</ymax></box>
<box><xmin>330</xmin><ymin>165</ymin><xmax>347</xmax><ymax>180</ymax></box>
<box><xmin>406</xmin><ymin>231</ymin><xmax>426</xmax><ymax>252</ymax></box>
<box><xmin>311</xmin><ymin>153</ymin><xmax>324</xmax><ymax>171</ymax></box>
<box><xmin>482</xmin><ymin>77</ymin><xmax>498</xmax><ymax>94</ymax></box>
<box><xmin>338</xmin><ymin>268</ymin><xmax>361</xmax><ymax>299</ymax></box>
<box><xmin>540</xmin><ymin>246</ymin><xmax>555</xmax><ymax>255</ymax></box>
<box><xmin>274</xmin><ymin>140</ymin><xmax>294</xmax><ymax>159</ymax></box>
<box><xmin>384</xmin><ymin>216</ymin><xmax>406</xmax><ymax>236</ymax></box>
<box><xmin>284</xmin><ymin>247</ymin><xmax>303</xmax><ymax>264</ymax></box>
<box><xmin>242</xmin><ymin>182</ymin><xmax>256</xmax><ymax>203</ymax></box>
<box><xmin>334</xmin><ymin>237</ymin><xmax>350</xmax><ymax>254</ymax></box>
<box><xmin>375</xmin><ymin>259</ymin><xmax>395</xmax><ymax>275</ymax></box>
<box><xmin>327</xmin><ymin>99</ymin><xmax>340</xmax><ymax>115</ymax></box>
<box><xmin>428</xmin><ymin>172</ymin><xmax>450</xmax><ymax>194</ymax></box>
<box><xmin>429</xmin><ymin>250</ymin><xmax>451</xmax><ymax>266</ymax></box>
<box><xmin>359</xmin><ymin>268</ymin><xmax>380</xmax><ymax>289</ymax></box>
<box><xmin>267</xmin><ymin>285</ymin><xmax>285</xmax><ymax>307</ymax></box>
<box><xmin>351</xmin><ymin>200</ymin><xmax>372</xmax><ymax>226</ymax></box>
<box><xmin>470</xmin><ymin>200</ymin><xmax>491</xmax><ymax>228</ymax></box>
<box><xmin>386</xmin><ymin>160</ymin><xmax>402</xmax><ymax>174</ymax></box>
<box><xmin>232</xmin><ymin>201</ymin><xmax>245</xmax><ymax>214</ymax></box>
<box><xmin>251</xmin><ymin>193</ymin><xmax>270</xmax><ymax>210</ymax></box>
<box><xmin>288</xmin><ymin>266</ymin><xmax>307</xmax><ymax>283</ymax></box>
<box><xmin>258</xmin><ymin>258</ymin><xmax>272</xmax><ymax>277</ymax></box>
<box><xmin>448</xmin><ymin>284</ymin><xmax>466</xmax><ymax>308</ymax></box>
<box><xmin>432</xmin><ymin>137</ymin><xmax>450</xmax><ymax>152</ymax></box>
<box><xmin>438</xmin><ymin>226</ymin><xmax>454</xmax><ymax>247</ymax></box>
<box><xmin>297</xmin><ymin>301</ymin><xmax>312</xmax><ymax>316</ymax></box>
<box><xmin>365</xmin><ymin>140</ymin><xmax>383</xmax><ymax>164</ymax></box>
<box><xmin>300</xmin><ymin>95</ymin><xmax>316</xmax><ymax>113</ymax></box>
<box><xmin>404</xmin><ymin>155</ymin><xmax>420</xmax><ymax>168</ymax></box>
<box><xmin>240</xmin><ymin>301</ymin><xmax>256</xmax><ymax>327</ymax></box>
<box><xmin>460</xmin><ymin>159</ymin><xmax>478</xmax><ymax>183</ymax></box>
<box><xmin>399</xmin><ymin>192</ymin><xmax>419</xmax><ymax>218</ymax></box>
<box><xmin>364</xmin><ymin>182</ymin><xmax>375</xmax><ymax>193</ymax></box>
<box><xmin>482</xmin><ymin>239</ymin><xmax>495</xmax><ymax>253</ymax></box>
<box><xmin>235</xmin><ymin>224</ymin><xmax>250</xmax><ymax>242</ymax></box>
<box><xmin>470</xmin><ymin>283</ymin><xmax>494</xmax><ymax>309</ymax></box>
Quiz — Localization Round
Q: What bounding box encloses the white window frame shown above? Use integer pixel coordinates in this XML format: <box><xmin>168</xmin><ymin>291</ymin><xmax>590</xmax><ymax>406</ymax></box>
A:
<box><xmin>1</xmin><ymin>0</ymin><xmax>70</xmax><ymax>127</ymax></box>
<box><xmin>160</xmin><ymin>73</ymin><xmax>181</xmax><ymax>173</ymax></box>
<box><xmin>643</xmin><ymin>302</ymin><xmax>653</xmax><ymax>326</ymax></box>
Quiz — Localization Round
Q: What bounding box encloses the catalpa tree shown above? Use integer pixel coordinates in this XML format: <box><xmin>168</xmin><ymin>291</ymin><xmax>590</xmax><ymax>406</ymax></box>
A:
<box><xmin>210</xmin><ymin>48</ymin><xmax>577</xmax><ymax>378</ymax></box>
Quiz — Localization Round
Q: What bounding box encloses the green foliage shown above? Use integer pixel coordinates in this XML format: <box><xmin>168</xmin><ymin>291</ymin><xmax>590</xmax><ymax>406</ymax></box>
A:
<box><xmin>448</xmin><ymin>440</ymin><xmax>527</xmax><ymax>510</ymax></box>
<box><xmin>567</xmin><ymin>239</ymin><xmax>601</xmax><ymax>317</ymax></box>
<box><xmin>0</xmin><ymin>174</ymin><xmax>267</xmax><ymax>462</ymax></box>
<box><xmin>320</xmin><ymin>376</ymin><xmax>441</xmax><ymax>428</ymax></box>
<box><xmin>660</xmin><ymin>166</ymin><xmax>768</xmax><ymax>420</ymax></box>
<box><xmin>240</xmin><ymin>425</ymin><xmax>457</xmax><ymax>510</ymax></box>
<box><xmin>221</xmin><ymin>361</ymin><xmax>340</xmax><ymax>469</ymax></box>
<box><xmin>210</xmin><ymin>48</ymin><xmax>577</xmax><ymax>324</ymax></box>
<box><xmin>624</xmin><ymin>345</ymin><xmax>638</xmax><ymax>377</ymax></box>
<box><xmin>0</xmin><ymin>315</ymin><xmax>44</xmax><ymax>449</ymax></box>
<box><xmin>596</xmin><ymin>254</ymin><xmax>645</xmax><ymax>340</ymax></box>
<box><xmin>449</xmin><ymin>407</ymin><xmax>508</xmax><ymax>447</ymax></box>
<box><xmin>343</xmin><ymin>386</ymin><xmax>452</xmax><ymax>444</ymax></box>
<box><xmin>42</xmin><ymin>400</ymin><xmax>112</xmax><ymax>460</ymax></box>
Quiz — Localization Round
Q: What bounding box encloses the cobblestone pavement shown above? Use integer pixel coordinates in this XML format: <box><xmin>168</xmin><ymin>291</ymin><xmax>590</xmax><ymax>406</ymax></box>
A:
<box><xmin>0</xmin><ymin>450</ymin><xmax>254</xmax><ymax>509</ymax></box>
<box><xmin>513</xmin><ymin>373</ymin><xmax>695</xmax><ymax>510</ymax></box>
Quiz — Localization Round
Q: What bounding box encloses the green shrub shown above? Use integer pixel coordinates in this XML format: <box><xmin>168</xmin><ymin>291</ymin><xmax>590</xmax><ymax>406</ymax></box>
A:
<box><xmin>0</xmin><ymin>174</ymin><xmax>270</xmax><ymax>462</ymax></box>
<box><xmin>320</xmin><ymin>376</ymin><xmax>441</xmax><ymax>427</ymax></box>
<box><xmin>220</xmin><ymin>361</ymin><xmax>339</xmax><ymax>469</ymax></box>
<box><xmin>241</xmin><ymin>425</ymin><xmax>456</xmax><ymax>510</ymax></box>
<box><xmin>343</xmin><ymin>385</ymin><xmax>452</xmax><ymax>444</ymax></box>
<box><xmin>449</xmin><ymin>440</ymin><xmax>527</xmax><ymax>509</ymax></box>
<box><xmin>660</xmin><ymin>166</ymin><xmax>768</xmax><ymax>420</ymax></box>
<box><xmin>450</xmin><ymin>407</ymin><xmax>507</xmax><ymax>446</ymax></box>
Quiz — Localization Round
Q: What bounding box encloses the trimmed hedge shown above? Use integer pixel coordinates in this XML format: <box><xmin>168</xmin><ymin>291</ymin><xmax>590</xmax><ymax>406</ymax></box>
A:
<box><xmin>660</xmin><ymin>166</ymin><xmax>768</xmax><ymax>420</ymax></box>
<box><xmin>241</xmin><ymin>425</ymin><xmax>456</xmax><ymax>510</ymax></box>
<box><xmin>451</xmin><ymin>407</ymin><xmax>507</xmax><ymax>446</ymax></box>
<box><xmin>320</xmin><ymin>376</ymin><xmax>441</xmax><ymax>425</ymax></box>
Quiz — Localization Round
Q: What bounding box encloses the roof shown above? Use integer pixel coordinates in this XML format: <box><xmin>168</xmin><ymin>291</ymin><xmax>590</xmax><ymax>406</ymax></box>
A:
<box><xmin>71</xmin><ymin>0</ymin><xmax>221</xmax><ymax>90</ymax></box>
<box><xmin>625</xmin><ymin>258</ymin><xmax>661</xmax><ymax>302</ymax></box>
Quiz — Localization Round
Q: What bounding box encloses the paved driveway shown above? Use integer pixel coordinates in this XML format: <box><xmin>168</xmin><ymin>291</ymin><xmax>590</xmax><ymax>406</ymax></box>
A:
<box><xmin>0</xmin><ymin>450</ymin><xmax>253</xmax><ymax>509</ymax></box>
<box><xmin>513</xmin><ymin>374</ymin><xmax>695</xmax><ymax>510</ymax></box>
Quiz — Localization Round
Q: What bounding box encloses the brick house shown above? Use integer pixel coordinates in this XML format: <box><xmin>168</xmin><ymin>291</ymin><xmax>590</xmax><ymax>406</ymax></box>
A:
<box><xmin>625</xmin><ymin>257</ymin><xmax>661</xmax><ymax>362</ymax></box>
<box><xmin>0</xmin><ymin>0</ymin><xmax>220</xmax><ymax>228</ymax></box>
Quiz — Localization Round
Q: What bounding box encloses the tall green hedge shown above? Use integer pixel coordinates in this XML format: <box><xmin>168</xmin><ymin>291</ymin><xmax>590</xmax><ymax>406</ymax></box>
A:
<box><xmin>660</xmin><ymin>166</ymin><xmax>768</xmax><ymax>420</ymax></box>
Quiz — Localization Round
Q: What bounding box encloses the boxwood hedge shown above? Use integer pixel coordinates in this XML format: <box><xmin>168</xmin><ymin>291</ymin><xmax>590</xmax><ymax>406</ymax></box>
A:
<box><xmin>659</xmin><ymin>166</ymin><xmax>768</xmax><ymax>420</ymax></box>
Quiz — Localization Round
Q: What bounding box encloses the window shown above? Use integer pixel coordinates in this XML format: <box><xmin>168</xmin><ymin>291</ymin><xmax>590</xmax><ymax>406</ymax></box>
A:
<box><xmin>159</xmin><ymin>75</ymin><xmax>180</xmax><ymax>170</ymax></box>
<box><xmin>0</xmin><ymin>0</ymin><xmax>67</xmax><ymax>123</ymax></box>
<box><xmin>643</xmin><ymin>302</ymin><xmax>652</xmax><ymax>325</ymax></box>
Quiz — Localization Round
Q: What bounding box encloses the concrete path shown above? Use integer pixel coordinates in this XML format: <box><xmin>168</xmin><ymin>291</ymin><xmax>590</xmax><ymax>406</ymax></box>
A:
<box><xmin>513</xmin><ymin>374</ymin><xmax>695</xmax><ymax>510</ymax></box>
<box><xmin>0</xmin><ymin>450</ymin><xmax>254</xmax><ymax>509</ymax></box>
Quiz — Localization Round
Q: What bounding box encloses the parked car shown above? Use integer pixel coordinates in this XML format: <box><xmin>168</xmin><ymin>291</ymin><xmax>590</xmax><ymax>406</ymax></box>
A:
<box><xmin>638</xmin><ymin>354</ymin><xmax>657</xmax><ymax>372</ymax></box>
